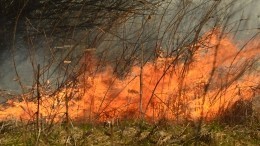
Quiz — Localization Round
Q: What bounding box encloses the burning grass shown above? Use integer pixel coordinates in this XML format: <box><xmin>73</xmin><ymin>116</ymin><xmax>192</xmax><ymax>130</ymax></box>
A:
<box><xmin>0</xmin><ymin>0</ymin><xmax>259</xmax><ymax>145</ymax></box>
<box><xmin>0</xmin><ymin>29</ymin><xmax>259</xmax><ymax>123</ymax></box>
<box><xmin>0</xmin><ymin>29</ymin><xmax>259</xmax><ymax>145</ymax></box>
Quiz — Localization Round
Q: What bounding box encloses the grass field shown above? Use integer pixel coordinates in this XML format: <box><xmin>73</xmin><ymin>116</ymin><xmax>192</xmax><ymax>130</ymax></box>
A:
<box><xmin>0</xmin><ymin>117</ymin><xmax>259</xmax><ymax>146</ymax></box>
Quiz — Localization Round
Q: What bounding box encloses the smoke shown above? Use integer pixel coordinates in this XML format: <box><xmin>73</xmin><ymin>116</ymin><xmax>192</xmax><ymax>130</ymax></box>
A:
<box><xmin>226</xmin><ymin>0</ymin><xmax>260</xmax><ymax>40</ymax></box>
<box><xmin>0</xmin><ymin>34</ymin><xmax>48</xmax><ymax>93</ymax></box>
<box><xmin>0</xmin><ymin>34</ymin><xmax>32</xmax><ymax>92</ymax></box>
<box><xmin>0</xmin><ymin>0</ymin><xmax>259</xmax><ymax>95</ymax></box>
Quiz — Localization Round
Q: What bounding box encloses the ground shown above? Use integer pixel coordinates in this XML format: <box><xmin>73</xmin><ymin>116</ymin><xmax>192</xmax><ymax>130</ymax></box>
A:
<box><xmin>0</xmin><ymin>118</ymin><xmax>259</xmax><ymax>145</ymax></box>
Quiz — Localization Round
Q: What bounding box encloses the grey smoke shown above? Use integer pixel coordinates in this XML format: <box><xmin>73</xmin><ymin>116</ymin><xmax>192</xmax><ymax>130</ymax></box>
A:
<box><xmin>0</xmin><ymin>0</ymin><xmax>259</xmax><ymax>95</ymax></box>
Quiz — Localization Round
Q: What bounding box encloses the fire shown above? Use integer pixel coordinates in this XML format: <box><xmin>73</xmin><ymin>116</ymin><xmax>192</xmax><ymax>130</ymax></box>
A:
<box><xmin>0</xmin><ymin>30</ymin><xmax>259</xmax><ymax>123</ymax></box>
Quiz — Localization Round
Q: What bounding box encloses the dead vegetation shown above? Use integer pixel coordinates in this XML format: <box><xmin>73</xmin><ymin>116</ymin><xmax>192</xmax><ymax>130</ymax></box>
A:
<box><xmin>0</xmin><ymin>119</ymin><xmax>259</xmax><ymax>145</ymax></box>
<box><xmin>0</xmin><ymin>0</ymin><xmax>260</xmax><ymax>145</ymax></box>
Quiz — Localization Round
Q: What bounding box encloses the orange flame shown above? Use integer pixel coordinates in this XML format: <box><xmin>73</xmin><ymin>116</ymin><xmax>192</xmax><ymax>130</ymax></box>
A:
<box><xmin>0</xmin><ymin>30</ymin><xmax>259</xmax><ymax>123</ymax></box>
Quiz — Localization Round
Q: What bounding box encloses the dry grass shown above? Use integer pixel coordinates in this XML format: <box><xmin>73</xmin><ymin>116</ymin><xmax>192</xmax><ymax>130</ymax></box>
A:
<box><xmin>0</xmin><ymin>0</ymin><xmax>259</xmax><ymax>145</ymax></box>
<box><xmin>0</xmin><ymin>117</ymin><xmax>259</xmax><ymax>145</ymax></box>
